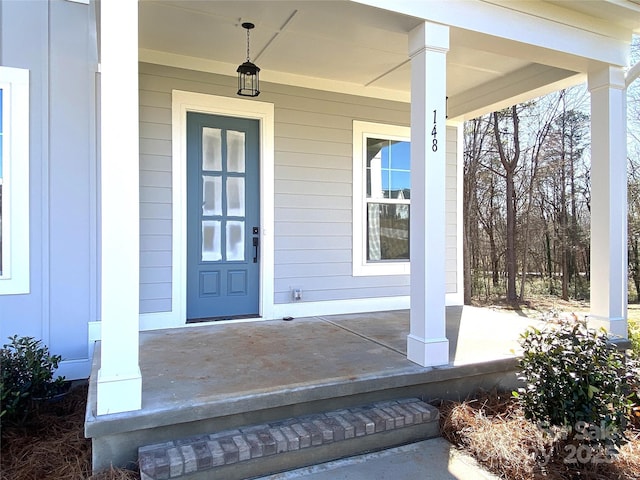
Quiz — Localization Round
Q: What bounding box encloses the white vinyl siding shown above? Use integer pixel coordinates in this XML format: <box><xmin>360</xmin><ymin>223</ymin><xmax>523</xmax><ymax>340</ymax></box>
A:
<box><xmin>137</xmin><ymin>62</ymin><xmax>459</xmax><ymax>314</ymax></box>
<box><xmin>139</xmin><ymin>82</ymin><xmax>172</xmax><ymax>313</ymax></box>
<box><xmin>272</xmin><ymin>95</ymin><xmax>410</xmax><ymax>304</ymax></box>
<box><xmin>446</xmin><ymin>131</ymin><xmax>458</xmax><ymax>293</ymax></box>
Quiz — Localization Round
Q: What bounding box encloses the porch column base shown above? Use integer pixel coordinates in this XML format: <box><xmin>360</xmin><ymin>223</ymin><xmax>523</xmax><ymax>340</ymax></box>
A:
<box><xmin>588</xmin><ymin>315</ymin><xmax>628</xmax><ymax>339</ymax></box>
<box><xmin>97</xmin><ymin>367</ymin><xmax>142</xmax><ymax>416</ymax></box>
<box><xmin>407</xmin><ymin>334</ymin><xmax>449</xmax><ymax>367</ymax></box>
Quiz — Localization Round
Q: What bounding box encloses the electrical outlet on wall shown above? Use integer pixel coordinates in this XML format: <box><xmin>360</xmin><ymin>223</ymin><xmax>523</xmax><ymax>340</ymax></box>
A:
<box><xmin>291</xmin><ymin>287</ymin><xmax>303</xmax><ymax>301</ymax></box>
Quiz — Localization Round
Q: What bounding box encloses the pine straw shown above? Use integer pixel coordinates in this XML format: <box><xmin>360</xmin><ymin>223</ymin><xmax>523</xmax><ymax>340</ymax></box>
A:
<box><xmin>439</xmin><ymin>391</ymin><xmax>640</xmax><ymax>480</ymax></box>
<box><xmin>0</xmin><ymin>384</ymin><xmax>139</xmax><ymax>480</ymax></box>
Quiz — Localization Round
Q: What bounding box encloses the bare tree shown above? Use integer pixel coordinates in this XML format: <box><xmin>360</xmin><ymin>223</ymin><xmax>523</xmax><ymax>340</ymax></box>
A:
<box><xmin>492</xmin><ymin>106</ymin><xmax>521</xmax><ymax>302</ymax></box>
<box><xmin>628</xmin><ymin>35</ymin><xmax>640</xmax><ymax>301</ymax></box>
<box><xmin>628</xmin><ymin>159</ymin><xmax>640</xmax><ymax>301</ymax></box>
<box><xmin>462</xmin><ymin>78</ymin><xmax>594</xmax><ymax>304</ymax></box>
<box><xmin>463</xmin><ymin>116</ymin><xmax>492</xmax><ymax>304</ymax></box>
<box><xmin>518</xmin><ymin>92</ymin><xmax>564</xmax><ymax>299</ymax></box>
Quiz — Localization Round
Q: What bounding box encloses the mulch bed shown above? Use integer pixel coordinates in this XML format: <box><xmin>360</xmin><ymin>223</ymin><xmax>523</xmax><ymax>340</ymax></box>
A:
<box><xmin>0</xmin><ymin>384</ymin><xmax>139</xmax><ymax>480</ymax></box>
<box><xmin>3</xmin><ymin>382</ymin><xmax>639</xmax><ymax>479</ymax></box>
<box><xmin>439</xmin><ymin>390</ymin><xmax>640</xmax><ymax>480</ymax></box>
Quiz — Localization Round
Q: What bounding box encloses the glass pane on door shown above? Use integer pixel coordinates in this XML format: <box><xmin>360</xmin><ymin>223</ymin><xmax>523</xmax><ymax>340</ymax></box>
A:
<box><xmin>202</xmin><ymin>127</ymin><xmax>222</xmax><ymax>171</ymax></box>
<box><xmin>202</xmin><ymin>220</ymin><xmax>222</xmax><ymax>261</ymax></box>
<box><xmin>202</xmin><ymin>175</ymin><xmax>222</xmax><ymax>216</ymax></box>
<box><xmin>227</xmin><ymin>130</ymin><xmax>245</xmax><ymax>173</ymax></box>
<box><xmin>226</xmin><ymin>221</ymin><xmax>245</xmax><ymax>261</ymax></box>
<box><xmin>227</xmin><ymin>177</ymin><xmax>245</xmax><ymax>217</ymax></box>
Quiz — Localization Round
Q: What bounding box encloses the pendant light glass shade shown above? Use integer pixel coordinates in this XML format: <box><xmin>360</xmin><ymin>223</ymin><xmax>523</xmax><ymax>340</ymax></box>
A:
<box><xmin>237</xmin><ymin>61</ymin><xmax>260</xmax><ymax>97</ymax></box>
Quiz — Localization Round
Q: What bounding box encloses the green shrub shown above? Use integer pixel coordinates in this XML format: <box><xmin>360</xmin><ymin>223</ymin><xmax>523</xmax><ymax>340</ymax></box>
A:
<box><xmin>0</xmin><ymin>335</ymin><xmax>66</xmax><ymax>424</ymax></box>
<box><xmin>514</xmin><ymin>321</ymin><xmax>634</xmax><ymax>454</ymax></box>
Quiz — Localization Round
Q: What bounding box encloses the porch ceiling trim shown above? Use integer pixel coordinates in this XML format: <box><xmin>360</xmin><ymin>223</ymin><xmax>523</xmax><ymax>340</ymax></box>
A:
<box><xmin>354</xmin><ymin>0</ymin><xmax>632</xmax><ymax>68</ymax></box>
<box><xmin>139</xmin><ymin>48</ymin><xmax>412</xmax><ymax>103</ymax></box>
<box><xmin>449</xmin><ymin>64</ymin><xmax>584</xmax><ymax>121</ymax></box>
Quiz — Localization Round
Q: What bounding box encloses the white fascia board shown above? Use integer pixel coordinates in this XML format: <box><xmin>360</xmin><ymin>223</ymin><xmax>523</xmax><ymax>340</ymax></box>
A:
<box><xmin>139</xmin><ymin>49</ymin><xmax>411</xmax><ymax>103</ymax></box>
<box><xmin>449</xmin><ymin>64</ymin><xmax>584</xmax><ymax>121</ymax></box>
<box><xmin>352</xmin><ymin>0</ymin><xmax>629</xmax><ymax>67</ymax></box>
<box><xmin>482</xmin><ymin>0</ymin><xmax>633</xmax><ymax>41</ymax></box>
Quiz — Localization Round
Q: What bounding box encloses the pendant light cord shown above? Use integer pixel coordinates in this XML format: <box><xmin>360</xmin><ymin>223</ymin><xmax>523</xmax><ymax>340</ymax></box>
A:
<box><xmin>246</xmin><ymin>28</ymin><xmax>251</xmax><ymax>62</ymax></box>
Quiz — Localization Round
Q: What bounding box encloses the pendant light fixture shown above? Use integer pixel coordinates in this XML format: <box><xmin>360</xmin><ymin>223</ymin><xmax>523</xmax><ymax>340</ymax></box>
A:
<box><xmin>237</xmin><ymin>22</ymin><xmax>260</xmax><ymax>97</ymax></box>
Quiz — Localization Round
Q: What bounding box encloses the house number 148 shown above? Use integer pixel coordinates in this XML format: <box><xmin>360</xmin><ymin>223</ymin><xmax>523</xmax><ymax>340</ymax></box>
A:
<box><xmin>432</xmin><ymin>110</ymin><xmax>438</xmax><ymax>152</ymax></box>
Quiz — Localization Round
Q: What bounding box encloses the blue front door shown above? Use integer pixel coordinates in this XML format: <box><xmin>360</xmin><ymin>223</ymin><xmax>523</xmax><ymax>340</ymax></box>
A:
<box><xmin>186</xmin><ymin>112</ymin><xmax>260</xmax><ymax>320</ymax></box>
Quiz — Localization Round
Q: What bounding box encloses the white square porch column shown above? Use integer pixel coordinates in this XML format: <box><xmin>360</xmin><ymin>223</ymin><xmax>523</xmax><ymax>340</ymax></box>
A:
<box><xmin>97</xmin><ymin>0</ymin><xmax>142</xmax><ymax>415</ymax></box>
<box><xmin>407</xmin><ymin>22</ymin><xmax>450</xmax><ymax>367</ymax></box>
<box><xmin>588</xmin><ymin>66</ymin><xmax>628</xmax><ymax>339</ymax></box>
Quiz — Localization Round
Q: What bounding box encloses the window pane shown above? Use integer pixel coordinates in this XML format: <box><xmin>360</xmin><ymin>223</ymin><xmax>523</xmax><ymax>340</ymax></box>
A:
<box><xmin>366</xmin><ymin>138</ymin><xmax>410</xmax><ymax>199</ymax></box>
<box><xmin>227</xmin><ymin>130</ymin><xmax>245</xmax><ymax>173</ymax></box>
<box><xmin>367</xmin><ymin>138</ymin><xmax>387</xmax><ymax>167</ymax></box>
<box><xmin>202</xmin><ymin>127</ymin><xmax>222</xmax><ymax>171</ymax></box>
<box><xmin>388</xmin><ymin>171</ymin><xmax>410</xmax><ymax>199</ymax></box>
<box><xmin>202</xmin><ymin>220</ymin><xmax>222</xmax><ymax>262</ymax></box>
<box><xmin>227</xmin><ymin>177</ymin><xmax>245</xmax><ymax>217</ymax></box>
<box><xmin>202</xmin><ymin>175</ymin><xmax>222</xmax><ymax>216</ymax></box>
<box><xmin>366</xmin><ymin>138</ymin><xmax>384</xmax><ymax>199</ymax></box>
<box><xmin>226</xmin><ymin>221</ymin><xmax>245</xmax><ymax>261</ymax></box>
<box><xmin>367</xmin><ymin>203</ymin><xmax>409</xmax><ymax>261</ymax></box>
<box><xmin>366</xmin><ymin>157</ymin><xmax>383</xmax><ymax>199</ymax></box>
<box><xmin>389</xmin><ymin>141</ymin><xmax>410</xmax><ymax>170</ymax></box>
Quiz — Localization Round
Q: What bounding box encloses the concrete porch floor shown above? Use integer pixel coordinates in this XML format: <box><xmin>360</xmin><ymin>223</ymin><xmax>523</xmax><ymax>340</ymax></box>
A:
<box><xmin>85</xmin><ymin>305</ymin><xmax>543</xmax><ymax>471</ymax></box>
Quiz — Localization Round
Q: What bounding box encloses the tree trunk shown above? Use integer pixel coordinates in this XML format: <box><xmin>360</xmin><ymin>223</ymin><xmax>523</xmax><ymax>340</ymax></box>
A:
<box><xmin>546</xmin><ymin>229</ymin><xmax>554</xmax><ymax>295</ymax></box>
<box><xmin>493</xmin><ymin>107</ymin><xmax>520</xmax><ymax>303</ymax></box>
<box><xmin>560</xmin><ymin>134</ymin><xmax>569</xmax><ymax>300</ymax></box>
<box><xmin>462</xmin><ymin>118</ymin><xmax>490</xmax><ymax>304</ymax></box>
<box><xmin>505</xmin><ymin>169</ymin><xmax>517</xmax><ymax>301</ymax></box>
<box><xmin>631</xmin><ymin>237</ymin><xmax>640</xmax><ymax>302</ymax></box>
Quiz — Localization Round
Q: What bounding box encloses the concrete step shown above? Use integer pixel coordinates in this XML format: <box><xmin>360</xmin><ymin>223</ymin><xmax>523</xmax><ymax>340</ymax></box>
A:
<box><xmin>138</xmin><ymin>398</ymin><xmax>440</xmax><ymax>480</ymax></box>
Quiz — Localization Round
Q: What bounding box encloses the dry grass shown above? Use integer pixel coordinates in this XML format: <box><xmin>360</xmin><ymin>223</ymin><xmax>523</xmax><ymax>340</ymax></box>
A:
<box><xmin>440</xmin><ymin>391</ymin><xmax>640</xmax><ymax>480</ymax></box>
<box><xmin>0</xmin><ymin>384</ymin><xmax>139</xmax><ymax>480</ymax></box>
<box><xmin>4</xmin><ymin>386</ymin><xmax>637</xmax><ymax>480</ymax></box>
<box><xmin>472</xmin><ymin>295</ymin><xmax>591</xmax><ymax>322</ymax></box>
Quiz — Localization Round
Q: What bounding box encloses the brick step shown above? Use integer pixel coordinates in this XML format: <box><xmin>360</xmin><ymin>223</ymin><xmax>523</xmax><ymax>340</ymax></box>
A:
<box><xmin>138</xmin><ymin>398</ymin><xmax>440</xmax><ymax>480</ymax></box>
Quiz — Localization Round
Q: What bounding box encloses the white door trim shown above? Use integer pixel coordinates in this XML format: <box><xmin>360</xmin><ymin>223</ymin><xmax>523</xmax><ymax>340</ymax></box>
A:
<box><xmin>140</xmin><ymin>91</ymin><xmax>275</xmax><ymax>330</ymax></box>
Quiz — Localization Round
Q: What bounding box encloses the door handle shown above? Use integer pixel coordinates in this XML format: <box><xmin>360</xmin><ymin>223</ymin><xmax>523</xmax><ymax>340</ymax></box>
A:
<box><xmin>253</xmin><ymin>236</ymin><xmax>259</xmax><ymax>263</ymax></box>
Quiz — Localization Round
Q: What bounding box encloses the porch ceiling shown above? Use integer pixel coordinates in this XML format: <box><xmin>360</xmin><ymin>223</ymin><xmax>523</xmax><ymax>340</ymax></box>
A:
<box><xmin>138</xmin><ymin>0</ymin><xmax>640</xmax><ymax>120</ymax></box>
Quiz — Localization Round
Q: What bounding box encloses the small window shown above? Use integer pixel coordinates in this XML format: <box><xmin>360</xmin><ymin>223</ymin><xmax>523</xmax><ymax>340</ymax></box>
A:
<box><xmin>353</xmin><ymin>121</ymin><xmax>410</xmax><ymax>276</ymax></box>
<box><xmin>0</xmin><ymin>67</ymin><xmax>30</xmax><ymax>295</ymax></box>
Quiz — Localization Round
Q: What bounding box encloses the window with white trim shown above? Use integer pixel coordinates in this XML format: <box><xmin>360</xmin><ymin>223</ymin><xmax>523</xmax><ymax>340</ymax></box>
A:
<box><xmin>0</xmin><ymin>67</ymin><xmax>30</xmax><ymax>294</ymax></box>
<box><xmin>352</xmin><ymin>121</ymin><xmax>410</xmax><ymax>276</ymax></box>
